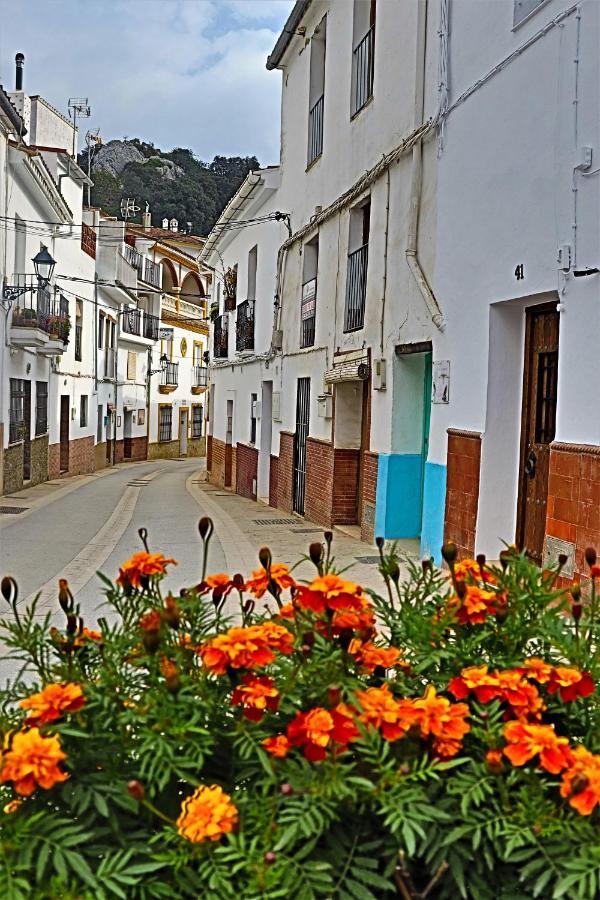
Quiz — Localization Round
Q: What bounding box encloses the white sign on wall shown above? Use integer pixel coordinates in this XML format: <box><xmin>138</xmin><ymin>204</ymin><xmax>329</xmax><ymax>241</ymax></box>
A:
<box><xmin>432</xmin><ymin>360</ymin><xmax>450</xmax><ymax>404</ymax></box>
<box><xmin>158</xmin><ymin>327</ymin><xmax>174</xmax><ymax>340</ymax></box>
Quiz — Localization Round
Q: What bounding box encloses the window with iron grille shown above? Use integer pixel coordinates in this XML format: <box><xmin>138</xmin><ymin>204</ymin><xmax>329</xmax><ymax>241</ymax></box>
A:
<box><xmin>351</xmin><ymin>1</ymin><xmax>376</xmax><ymax>117</ymax></box>
<box><xmin>75</xmin><ymin>300</ymin><xmax>83</xmax><ymax>361</ymax></box>
<box><xmin>159</xmin><ymin>405</ymin><xmax>172</xmax><ymax>442</ymax></box>
<box><xmin>301</xmin><ymin>236</ymin><xmax>318</xmax><ymax>348</ymax></box>
<box><xmin>192</xmin><ymin>404</ymin><xmax>203</xmax><ymax>438</ymax></box>
<box><xmin>35</xmin><ymin>381</ymin><xmax>48</xmax><ymax>436</ymax></box>
<box><xmin>98</xmin><ymin>312</ymin><xmax>104</xmax><ymax>348</ymax></box>
<box><xmin>80</xmin><ymin>395</ymin><xmax>88</xmax><ymax>428</ymax></box>
<box><xmin>9</xmin><ymin>378</ymin><xmax>25</xmax><ymax>444</ymax></box>
<box><xmin>250</xmin><ymin>393</ymin><xmax>257</xmax><ymax>444</ymax></box>
<box><xmin>344</xmin><ymin>201</ymin><xmax>370</xmax><ymax>332</ymax></box>
<box><xmin>307</xmin><ymin>16</ymin><xmax>327</xmax><ymax>165</ymax></box>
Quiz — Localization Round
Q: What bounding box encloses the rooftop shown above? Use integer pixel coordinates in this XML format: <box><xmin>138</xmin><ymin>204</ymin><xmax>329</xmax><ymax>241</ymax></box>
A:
<box><xmin>266</xmin><ymin>1</ymin><xmax>312</xmax><ymax>70</ymax></box>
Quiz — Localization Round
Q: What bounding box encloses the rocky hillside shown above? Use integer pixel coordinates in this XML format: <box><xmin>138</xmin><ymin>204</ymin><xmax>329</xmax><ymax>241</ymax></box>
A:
<box><xmin>80</xmin><ymin>139</ymin><xmax>259</xmax><ymax>237</ymax></box>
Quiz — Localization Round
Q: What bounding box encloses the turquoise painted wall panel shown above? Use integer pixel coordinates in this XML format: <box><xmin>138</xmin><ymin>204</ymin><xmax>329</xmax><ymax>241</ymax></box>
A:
<box><xmin>375</xmin><ymin>453</ymin><xmax>422</xmax><ymax>539</ymax></box>
<box><xmin>420</xmin><ymin>462</ymin><xmax>447</xmax><ymax>565</ymax></box>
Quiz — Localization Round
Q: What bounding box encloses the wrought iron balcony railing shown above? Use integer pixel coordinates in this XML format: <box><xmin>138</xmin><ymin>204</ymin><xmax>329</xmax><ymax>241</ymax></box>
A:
<box><xmin>143</xmin><ymin>311</ymin><xmax>159</xmax><ymax>340</ymax></box>
<box><xmin>236</xmin><ymin>300</ymin><xmax>255</xmax><ymax>352</ymax></box>
<box><xmin>122</xmin><ymin>308</ymin><xmax>141</xmax><ymax>336</ymax></box>
<box><xmin>213</xmin><ymin>314</ymin><xmax>229</xmax><ymax>359</ymax></box>
<box><xmin>160</xmin><ymin>361</ymin><xmax>179</xmax><ymax>387</ymax></box>
<box><xmin>308</xmin><ymin>94</ymin><xmax>324</xmax><ymax>165</ymax></box>
<box><xmin>344</xmin><ymin>244</ymin><xmax>368</xmax><ymax>332</ymax></box>
<box><xmin>193</xmin><ymin>365</ymin><xmax>209</xmax><ymax>388</ymax></box>
<box><xmin>141</xmin><ymin>257</ymin><xmax>161</xmax><ymax>288</ymax></box>
<box><xmin>351</xmin><ymin>25</ymin><xmax>375</xmax><ymax>117</ymax></box>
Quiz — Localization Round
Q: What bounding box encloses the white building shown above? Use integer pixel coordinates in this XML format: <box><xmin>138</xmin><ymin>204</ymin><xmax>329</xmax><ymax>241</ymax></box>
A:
<box><xmin>201</xmin><ymin>166</ymin><xmax>287</xmax><ymax>500</ymax></box>
<box><xmin>206</xmin><ymin>0</ymin><xmax>600</xmax><ymax>583</ymax></box>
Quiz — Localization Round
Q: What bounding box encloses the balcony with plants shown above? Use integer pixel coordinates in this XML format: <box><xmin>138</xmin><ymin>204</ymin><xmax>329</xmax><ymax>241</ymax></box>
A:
<box><xmin>9</xmin><ymin>278</ymin><xmax>70</xmax><ymax>353</ymax></box>
<box><xmin>235</xmin><ymin>300</ymin><xmax>255</xmax><ymax>353</ymax></box>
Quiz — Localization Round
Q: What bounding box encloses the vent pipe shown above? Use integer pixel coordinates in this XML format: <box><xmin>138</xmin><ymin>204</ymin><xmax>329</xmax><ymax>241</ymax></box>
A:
<box><xmin>15</xmin><ymin>53</ymin><xmax>24</xmax><ymax>91</ymax></box>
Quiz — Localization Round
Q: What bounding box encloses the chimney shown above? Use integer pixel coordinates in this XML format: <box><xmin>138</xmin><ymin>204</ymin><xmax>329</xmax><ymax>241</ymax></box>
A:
<box><xmin>142</xmin><ymin>209</ymin><xmax>151</xmax><ymax>231</ymax></box>
<box><xmin>15</xmin><ymin>53</ymin><xmax>24</xmax><ymax>91</ymax></box>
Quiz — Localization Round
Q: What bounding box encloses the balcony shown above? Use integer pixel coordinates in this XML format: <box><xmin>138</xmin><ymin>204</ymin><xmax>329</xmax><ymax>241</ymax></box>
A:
<box><xmin>143</xmin><ymin>312</ymin><xmax>159</xmax><ymax>340</ymax></box>
<box><xmin>124</xmin><ymin>243</ymin><xmax>142</xmax><ymax>272</ymax></box>
<box><xmin>159</xmin><ymin>361</ymin><xmax>178</xmax><ymax>394</ymax></box>
<box><xmin>191</xmin><ymin>364</ymin><xmax>209</xmax><ymax>395</ymax></box>
<box><xmin>122</xmin><ymin>308</ymin><xmax>141</xmax><ymax>336</ymax></box>
<box><xmin>9</xmin><ymin>278</ymin><xmax>70</xmax><ymax>353</ymax></box>
<box><xmin>236</xmin><ymin>300</ymin><xmax>255</xmax><ymax>353</ymax></box>
<box><xmin>351</xmin><ymin>25</ymin><xmax>375</xmax><ymax>117</ymax></box>
<box><xmin>344</xmin><ymin>243</ymin><xmax>368</xmax><ymax>332</ymax></box>
<box><xmin>81</xmin><ymin>222</ymin><xmax>97</xmax><ymax>259</ymax></box>
<box><xmin>300</xmin><ymin>278</ymin><xmax>316</xmax><ymax>348</ymax></box>
<box><xmin>120</xmin><ymin>308</ymin><xmax>159</xmax><ymax>343</ymax></box>
<box><xmin>308</xmin><ymin>94</ymin><xmax>324</xmax><ymax>165</ymax></box>
<box><xmin>139</xmin><ymin>257</ymin><xmax>161</xmax><ymax>289</ymax></box>
<box><xmin>213</xmin><ymin>314</ymin><xmax>229</xmax><ymax>359</ymax></box>
<box><xmin>96</xmin><ymin>243</ymin><xmax>138</xmax><ymax>294</ymax></box>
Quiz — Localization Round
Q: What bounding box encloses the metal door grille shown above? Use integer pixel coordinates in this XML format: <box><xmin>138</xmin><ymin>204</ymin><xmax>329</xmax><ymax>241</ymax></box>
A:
<box><xmin>293</xmin><ymin>377</ymin><xmax>310</xmax><ymax>515</ymax></box>
<box><xmin>534</xmin><ymin>351</ymin><xmax>558</xmax><ymax>444</ymax></box>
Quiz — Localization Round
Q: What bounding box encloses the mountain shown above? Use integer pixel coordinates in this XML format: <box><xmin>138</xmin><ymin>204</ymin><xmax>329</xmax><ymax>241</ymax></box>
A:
<box><xmin>79</xmin><ymin>139</ymin><xmax>260</xmax><ymax>237</ymax></box>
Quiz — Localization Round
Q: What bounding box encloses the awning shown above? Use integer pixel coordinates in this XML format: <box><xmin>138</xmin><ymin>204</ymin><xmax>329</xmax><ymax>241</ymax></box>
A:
<box><xmin>324</xmin><ymin>352</ymin><xmax>369</xmax><ymax>384</ymax></box>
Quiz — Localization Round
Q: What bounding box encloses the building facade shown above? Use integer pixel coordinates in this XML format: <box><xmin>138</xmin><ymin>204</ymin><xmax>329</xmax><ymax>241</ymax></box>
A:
<box><xmin>206</xmin><ymin>0</ymin><xmax>600</xmax><ymax>581</ymax></box>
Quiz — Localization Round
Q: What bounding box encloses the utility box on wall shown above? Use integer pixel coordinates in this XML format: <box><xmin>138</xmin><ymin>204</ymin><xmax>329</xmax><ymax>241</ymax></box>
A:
<box><xmin>373</xmin><ymin>358</ymin><xmax>386</xmax><ymax>390</ymax></box>
<box><xmin>272</xmin><ymin>392</ymin><xmax>281</xmax><ymax>421</ymax></box>
<box><xmin>317</xmin><ymin>395</ymin><xmax>333</xmax><ymax>418</ymax></box>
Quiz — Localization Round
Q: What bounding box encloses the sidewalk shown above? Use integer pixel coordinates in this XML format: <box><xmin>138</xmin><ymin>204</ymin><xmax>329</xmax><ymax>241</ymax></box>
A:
<box><xmin>185</xmin><ymin>472</ymin><xmax>419</xmax><ymax>597</ymax></box>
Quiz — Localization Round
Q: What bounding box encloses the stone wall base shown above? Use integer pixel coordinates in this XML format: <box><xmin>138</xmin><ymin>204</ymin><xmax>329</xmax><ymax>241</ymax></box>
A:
<box><xmin>148</xmin><ymin>440</ymin><xmax>179</xmax><ymax>461</ymax></box>
<box><xmin>30</xmin><ymin>434</ymin><xmax>49</xmax><ymax>487</ymax></box>
<box><xmin>2</xmin><ymin>443</ymin><xmax>24</xmax><ymax>495</ymax></box>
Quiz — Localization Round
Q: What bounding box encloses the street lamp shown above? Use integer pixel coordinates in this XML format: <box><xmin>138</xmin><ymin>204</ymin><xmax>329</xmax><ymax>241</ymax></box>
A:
<box><xmin>32</xmin><ymin>246</ymin><xmax>56</xmax><ymax>286</ymax></box>
<box><xmin>149</xmin><ymin>353</ymin><xmax>169</xmax><ymax>376</ymax></box>
<box><xmin>3</xmin><ymin>245</ymin><xmax>57</xmax><ymax>301</ymax></box>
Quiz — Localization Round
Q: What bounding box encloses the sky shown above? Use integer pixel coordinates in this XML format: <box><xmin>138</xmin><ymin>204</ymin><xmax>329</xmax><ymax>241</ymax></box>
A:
<box><xmin>0</xmin><ymin>0</ymin><xmax>294</xmax><ymax>165</ymax></box>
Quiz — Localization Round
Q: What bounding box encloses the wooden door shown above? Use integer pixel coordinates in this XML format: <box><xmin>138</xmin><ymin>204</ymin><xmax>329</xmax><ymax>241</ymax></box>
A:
<box><xmin>60</xmin><ymin>396</ymin><xmax>70</xmax><ymax>473</ymax></box>
<box><xmin>516</xmin><ymin>305</ymin><xmax>559</xmax><ymax>562</ymax></box>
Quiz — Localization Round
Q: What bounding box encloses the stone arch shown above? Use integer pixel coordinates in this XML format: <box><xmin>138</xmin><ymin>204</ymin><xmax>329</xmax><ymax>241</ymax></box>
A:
<box><xmin>160</xmin><ymin>257</ymin><xmax>178</xmax><ymax>294</ymax></box>
<box><xmin>181</xmin><ymin>271</ymin><xmax>207</xmax><ymax>315</ymax></box>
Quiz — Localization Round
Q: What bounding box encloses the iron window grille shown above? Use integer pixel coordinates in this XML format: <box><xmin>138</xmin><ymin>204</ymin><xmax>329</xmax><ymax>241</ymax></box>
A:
<box><xmin>143</xmin><ymin>312</ymin><xmax>159</xmax><ymax>340</ymax></box>
<box><xmin>214</xmin><ymin>314</ymin><xmax>229</xmax><ymax>358</ymax></box>
<box><xmin>159</xmin><ymin>406</ymin><xmax>173</xmax><ymax>442</ymax></box>
<box><xmin>35</xmin><ymin>381</ymin><xmax>48</xmax><ymax>436</ymax></box>
<box><xmin>351</xmin><ymin>25</ymin><xmax>375</xmax><ymax>117</ymax></box>
<box><xmin>300</xmin><ymin>278</ymin><xmax>317</xmax><ymax>348</ymax></box>
<box><xmin>124</xmin><ymin>244</ymin><xmax>142</xmax><ymax>272</ymax></box>
<box><xmin>308</xmin><ymin>93</ymin><xmax>324</xmax><ymax>165</ymax></box>
<box><xmin>122</xmin><ymin>308</ymin><xmax>141</xmax><ymax>336</ymax></box>
<box><xmin>160</xmin><ymin>362</ymin><xmax>179</xmax><ymax>387</ymax></box>
<box><xmin>192</xmin><ymin>405</ymin><xmax>203</xmax><ymax>438</ymax></box>
<box><xmin>9</xmin><ymin>378</ymin><xmax>25</xmax><ymax>444</ymax></box>
<box><xmin>534</xmin><ymin>351</ymin><xmax>558</xmax><ymax>444</ymax></box>
<box><xmin>75</xmin><ymin>323</ymin><xmax>83</xmax><ymax>361</ymax></box>
<box><xmin>80</xmin><ymin>395</ymin><xmax>88</xmax><ymax>428</ymax></box>
<box><xmin>236</xmin><ymin>300</ymin><xmax>255</xmax><ymax>352</ymax></box>
<box><xmin>344</xmin><ymin>243</ymin><xmax>368</xmax><ymax>332</ymax></box>
<box><xmin>193</xmin><ymin>365</ymin><xmax>208</xmax><ymax>388</ymax></box>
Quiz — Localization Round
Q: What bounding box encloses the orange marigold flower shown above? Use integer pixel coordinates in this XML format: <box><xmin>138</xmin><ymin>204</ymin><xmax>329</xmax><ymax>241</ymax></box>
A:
<box><xmin>590</xmin><ymin>565</ymin><xmax>600</xmax><ymax>579</ymax></box>
<box><xmin>453</xmin><ymin>585</ymin><xmax>498</xmax><ymax>625</ymax></box>
<box><xmin>286</xmin><ymin>705</ymin><xmax>359</xmax><ymax>761</ymax></box>
<box><xmin>453</xmin><ymin>559</ymin><xmax>496</xmax><ymax>584</ymax></box>
<box><xmin>448</xmin><ymin>666</ymin><xmax>502</xmax><ymax>704</ymax></box>
<box><xmin>200</xmin><ymin>573</ymin><xmax>237</xmax><ymax>596</ymax></box>
<box><xmin>485</xmin><ymin>749</ymin><xmax>505</xmax><ymax>774</ymax></box>
<box><xmin>349</xmin><ymin>639</ymin><xmax>404</xmax><ymax>673</ymax></box>
<box><xmin>277</xmin><ymin>602</ymin><xmax>296</xmax><ymax>620</ymax></box>
<box><xmin>560</xmin><ymin>746</ymin><xmax>600</xmax><ymax>816</ymax></box>
<box><xmin>296</xmin><ymin>574</ymin><xmax>364</xmax><ymax>615</ymax></box>
<box><xmin>449</xmin><ymin>666</ymin><xmax>544</xmax><ymax>721</ymax></box>
<box><xmin>139</xmin><ymin>610</ymin><xmax>162</xmax><ymax>633</ymax></box>
<box><xmin>0</xmin><ymin>728</ymin><xmax>69</xmax><ymax>796</ymax></box>
<box><xmin>20</xmin><ymin>683</ymin><xmax>85</xmax><ymax>726</ymax></box>
<box><xmin>412</xmin><ymin>686</ymin><xmax>470</xmax><ymax>743</ymax></box>
<box><xmin>3</xmin><ymin>798</ymin><xmax>22</xmax><ymax>814</ymax></box>
<box><xmin>73</xmin><ymin>627</ymin><xmax>103</xmax><ymax>647</ymax></box>
<box><xmin>232</xmin><ymin>674</ymin><xmax>280</xmax><ymax>722</ymax></box>
<box><xmin>117</xmin><ymin>551</ymin><xmax>177</xmax><ymax>590</ymax></box>
<box><xmin>521</xmin><ymin>658</ymin><xmax>554</xmax><ymax>684</ymax></box>
<box><xmin>356</xmin><ymin>685</ymin><xmax>419</xmax><ymax>742</ymax></box>
<box><xmin>160</xmin><ymin>656</ymin><xmax>179</xmax><ymax>680</ymax></box>
<box><xmin>176</xmin><ymin>784</ymin><xmax>238</xmax><ymax>843</ymax></box>
<box><xmin>503</xmin><ymin>721</ymin><xmax>572</xmax><ymax>774</ymax></box>
<box><xmin>198</xmin><ymin>621</ymin><xmax>293</xmax><ymax>675</ymax></box>
<box><xmin>546</xmin><ymin>667</ymin><xmax>595</xmax><ymax>703</ymax></box>
<box><xmin>433</xmin><ymin>738</ymin><xmax>463</xmax><ymax>759</ymax></box>
<box><xmin>263</xmin><ymin>734</ymin><xmax>290</xmax><ymax>758</ymax></box>
<box><xmin>245</xmin><ymin>563</ymin><xmax>295</xmax><ymax>599</ymax></box>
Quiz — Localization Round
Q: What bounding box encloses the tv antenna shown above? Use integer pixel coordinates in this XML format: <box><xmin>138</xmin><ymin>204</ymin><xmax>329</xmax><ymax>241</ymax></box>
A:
<box><xmin>68</xmin><ymin>97</ymin><xmax>91</xmax><ymax>157</ymax></box>
<box><xmin>84</xmin><ymin>128</ymin><xmax>102</xmax><ymax>207</ymax></box>
<box><xmin>120</xmin><ymin>197</ymin><xmax>140</xmax><ymax>222</ymax></box>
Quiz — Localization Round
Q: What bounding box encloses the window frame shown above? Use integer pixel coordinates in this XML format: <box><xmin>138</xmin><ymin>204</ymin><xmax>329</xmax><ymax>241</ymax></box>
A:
<box><xmin>191</xmin><ymin>403</ymin><xmax>203</xmax><ymax>439</ymax></box>
<box><xmin>158</xmin><ymin>404</ymin><xmax>173</xmax><ymax>443</ymax></box>
<box><xmin>35</xmin><ymin>381</ymin><xmax>48</xmax><ymax>436</ymax></box>
<box><xmin>80</xmin><ymin>394</ymin><xmax>88</xmax><ymax>428</ymax></box>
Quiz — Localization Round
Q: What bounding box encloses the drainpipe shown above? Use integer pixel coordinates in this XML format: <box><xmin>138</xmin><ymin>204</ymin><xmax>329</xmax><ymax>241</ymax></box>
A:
<box><xmin>406</xmin><ymin>0</ymin><xmax>445</xmax><ymax>331</ymax></box>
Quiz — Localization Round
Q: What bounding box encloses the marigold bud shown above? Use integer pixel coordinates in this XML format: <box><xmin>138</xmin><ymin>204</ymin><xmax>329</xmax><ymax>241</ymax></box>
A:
<box><xmin>1</xmin><ymin>576</ymin><xmax>15</xmax><ymax>603</ymax></box>
<box><xmin>198</xmin><ymin>517</ymin><xmax>213</xmax><ymax>540</ymax></box>
<box><xmin>327</xmin><ymin>685</ymin><xmax>341</xmax><ymax>706</ymax></box>
<box><xmin>389</xmin><ymin>562</ymin><xmax>400</xmax><ymax>584</ymax></box>
<box><xmin>571</xmin><ymin>602</ymin><xmax>583</xmax><ymax>623</ymax></box>
<box><xmin>301</xmin><ymin>644</ymin><xmax>312</xmax><ymax>657</ymax></box>
<box><xmin>163</xmin><ymin>595</ymin><xmax>180</xmax><ymax>629</ymax></box>
<box><xmin>259</xmin><ymin>546</ymin><xmax>272</xmax><ymax>570</ymax></box>
<box><xmin>142</xmin><ymin>631</ymin><xmax>161</xmax><ymax>654</ymax></box>
<box><xmin>499</xmin><ymin>550</ymin><xmax>511</xmax><ymax>570</ymax></box>
<box><xmin>309</xmin><ymin>542</ymin><xmax>323</xmax><ymax>567</ymax></box>
<box><xmin>243</xmin><ymin>599</ymin><xmax>255</xmax><ymax>616</ymax></box>
<box><xmin>264</xmin><ymin>851</ymin><xmax>277</xmax><ymax>866</ymax></box>
<box><xmin>571</xmin><ymin>582</ymin><xmax>581</xmax><ymax>601</ymax></box>
<box><xmin>584</xmin><ymin>547</ymin><xmax>597</xmax><ymax>568</ymax></box>
<box><xmin>233</xmin><ymin>573</ymin><xmax>245</xmax><ymax>590</ymax></box>
<box><xmin>557</xmin><ymin>553</ymin><xmax>568</xmax><ymax>568</ymax></box>
<box><xmin>280</xmin><ymin>782</ymin><xmax>294</xmax><ymax>796</ymax></box>
<box><xmin>476</xmin><ymin>554</ymin><xmax>486</xmax><ymax>569</ymax></box>
<box><xmin>324</xmin><ymin>530</ymin><xmax>333</xmax><ymax>545</ymax></box>
<box><xmin>301</xmin><ymin>630</ymin><xmax>315</xmax><ymax>648</ymax></box>
<box><xmin>58</xmin><ymin>578</ymin><xmax>71</xmax><ymax>614</ymax></box>
<box><xmin>375</xmin><ymin>536</ymin><xmax>385</xmax><ymax>550</ymax></box>
<box><xmin>421</xmin><ymin>558</ymin><xmax>432</xmax><ymax>574</ymax></box>
<box><xmin>66</xmin><ymin>614</ymin><xmax>77</xmax><ymax>635</ymax></box>
<box><xmin>165</xmin><ymin>673</ymin><xmax>181</xmax><ymax>694</ymax></box>
<box><xmin>455</xmin><ymin>580</ymin><xmax>467</xmax><ymax>600</ymax></box>
<box><xmin>127</xmin><ymin>780</ymin><xmax>145</xmax><ymax>801</ymax></box>
<box><xmin>441</xmin><ymin>541</ymin><xmax>457</xmax><ymax>565</ymax></box>
<box><xmin>485</xmin><ymin>750</ymin><xmax>504</xmax><ymax>775</ymax></box>
<box><xmin>338</xmin><ymin>628</ymin><xmax>353</xmax><ymax>651</ymax></box>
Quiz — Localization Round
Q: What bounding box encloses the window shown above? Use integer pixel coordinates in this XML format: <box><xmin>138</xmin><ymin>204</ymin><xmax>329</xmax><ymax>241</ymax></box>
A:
<box><xmin>301</xmin><ymin>236</ymin><xmax>318</xmax><ymax>347</ymax></box>
<box><xmin>75</xmin><ymin>299</ymin><xmax>83</xmax><ymax>361</ymax></box>
<box><xmin>344</xmin><ymin>200</ymin><xmax>370</xmax><ymax>332</ymax></box>
<box><xmin>193</xmin><ymin>341</ymin><xmax>203</xmax><ymax>365</ymax></box>
<box><xmin>98</xmin><ymin>312</ymin><xmax>104</xmax><ymax>348</ymax></box>
<box><xmin>14</xmin><ymin>215</ymin><xmax>26</xmax><ymax>274</ymax></box>
<box><xmin>97</xmin><ymin>404</ymin><xmax>103</xmax><ymax>442</ymax></box>
<box><xmin>514</xmin><ymin>0</ymin><xmax>547</xmax><ymax>27</ymax></box>
<box><xmin>192</xmin><ymin>404</ymin><xmax>203</xmax><ymax>439</ymax></box>
<box><xmin>351</xmin><ymin>0</ymin><xmax>376</xmax><ymax>117</ymax></box>
<box><xmin>247</xmin><ymin>246</ymin><xmax>257</xmax><ymax>302</ymax></box>
<box><xmin>308</xmin><ymin>16</ymin><xmax>327</xmax><ymax>164</ymax></box>
<box><xmin>80</xmin><ymin>395</ymin><xmax>88</xmax><ymax>428</ymax></box>
<box><xmin>127</xmin><ymin>351</ymin><xmax>137</xmax><ymax>381</ymax></box>
<box><xmin>35</xmin><ymin>381</ymin><xmax>48</xmax><ymax>436</ymax></box>
<box><xmin>9</xmin><ymin>379</ymin><xmax>25</xmax><ymax>444</ymax></box>
<box><xmin>159</xmin><ymin>405</ymin><xmax>172</xmax><ymax>442</ymax></box>
<box><xmin>250</xmin><ymin>393</ymin><xmax>257</xmax><ymax>444</ymax></box>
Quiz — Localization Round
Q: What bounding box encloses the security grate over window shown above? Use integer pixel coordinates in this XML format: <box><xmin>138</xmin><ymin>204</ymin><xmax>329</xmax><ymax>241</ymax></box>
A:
<box><xmin>35</xmin><ymin>381</ymin><xmax>48</xmax><ymax>436</ymax></box>
<box><xmin>159</xmin><ymin>405</ymin><xmax>172</xmax><ymax>442</ymax></box>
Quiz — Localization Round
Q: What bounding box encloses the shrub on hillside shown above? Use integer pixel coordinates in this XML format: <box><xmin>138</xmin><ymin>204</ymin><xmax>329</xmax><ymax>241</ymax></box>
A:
<box><xmin>0</xmin><ymin>528</ymin><xmax>598</xmax><ymax>899</ymax></box>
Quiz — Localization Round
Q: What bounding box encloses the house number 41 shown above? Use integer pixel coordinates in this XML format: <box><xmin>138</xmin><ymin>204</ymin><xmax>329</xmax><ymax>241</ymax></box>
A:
<box><xmin>515</xmin><ymin>263</ymin><xmax>524</xmax><ymax>280</ymax></box>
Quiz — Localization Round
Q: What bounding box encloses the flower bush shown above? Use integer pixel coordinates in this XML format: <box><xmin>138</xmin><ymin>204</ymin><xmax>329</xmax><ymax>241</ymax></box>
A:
<box><xmin>0</xmin><ymin>528</ymin><xmax>599</xmax><ymax>899</ymax></box>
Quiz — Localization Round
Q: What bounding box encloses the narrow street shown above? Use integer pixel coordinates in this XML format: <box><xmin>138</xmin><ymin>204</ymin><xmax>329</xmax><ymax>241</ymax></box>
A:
<box><xmin>0</xmin><ymin>459</ymin><xmax>412</xmax><ymax>679</ymax></box>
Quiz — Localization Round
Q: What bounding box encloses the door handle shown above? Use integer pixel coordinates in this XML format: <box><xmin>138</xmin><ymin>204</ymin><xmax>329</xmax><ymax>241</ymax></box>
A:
<box><xmin>525</xmin><ymin>448</ymin><xmax>537</xmax><ymax>479</ymax></box>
